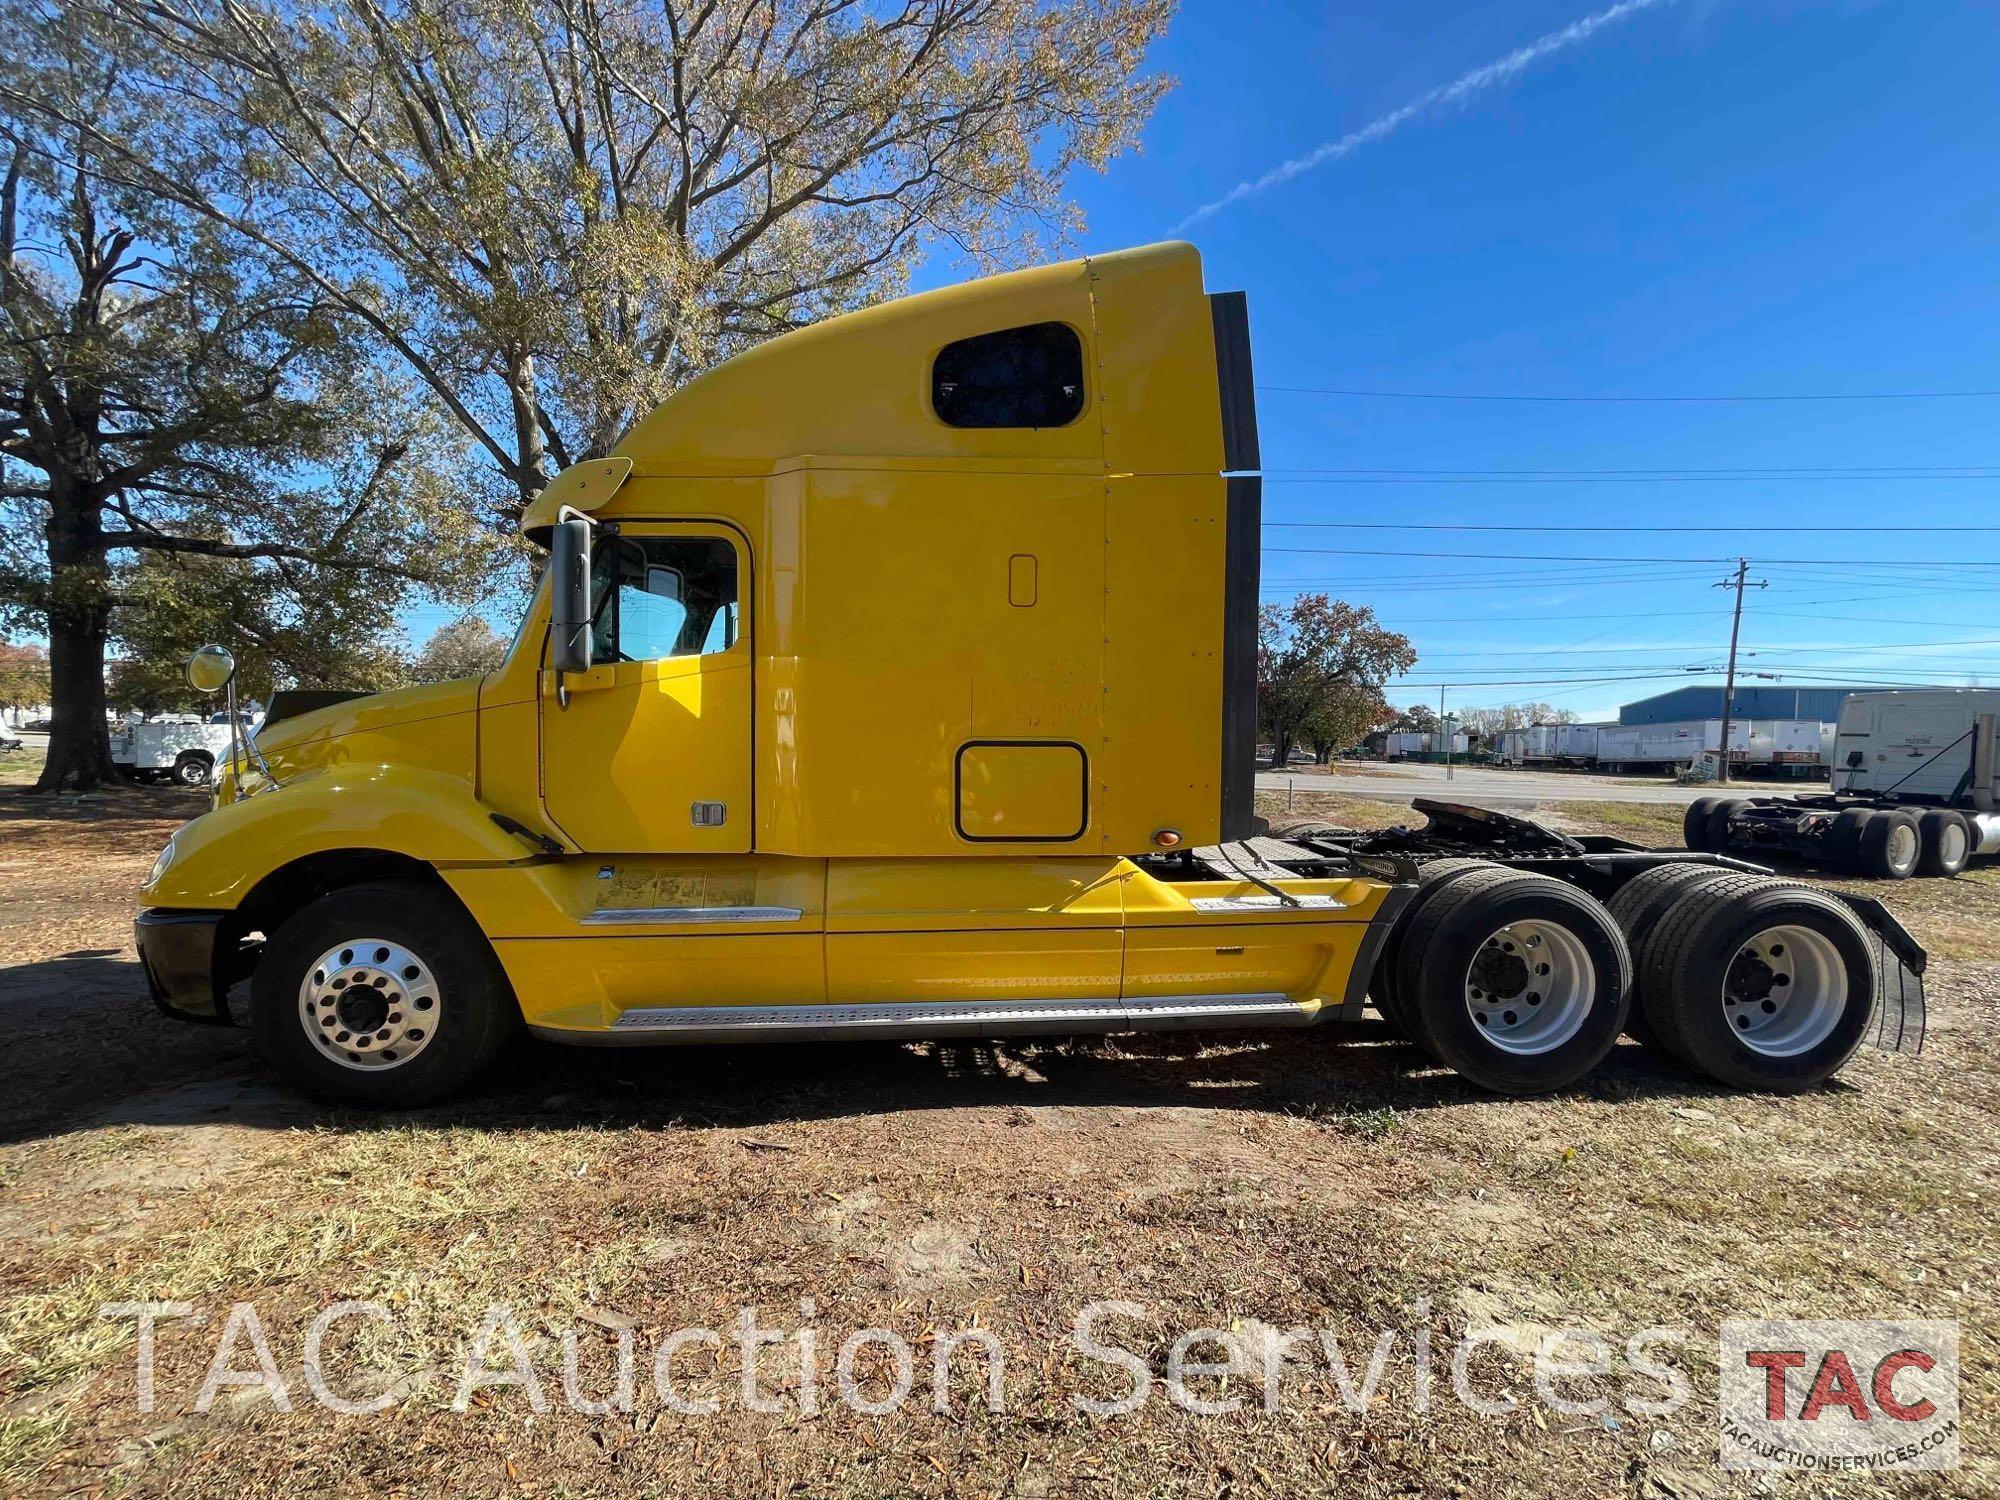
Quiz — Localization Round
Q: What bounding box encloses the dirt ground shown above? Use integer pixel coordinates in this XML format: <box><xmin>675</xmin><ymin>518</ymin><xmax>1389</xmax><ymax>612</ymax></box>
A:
<box><xmin>1</xmin><ymin>752</ymin><xmax>1994</xmax><ymax>1498</ymax></box>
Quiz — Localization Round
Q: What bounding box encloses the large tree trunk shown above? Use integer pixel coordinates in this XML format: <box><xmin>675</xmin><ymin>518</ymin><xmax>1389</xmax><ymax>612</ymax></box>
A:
<box><xmin>33</xmin><ymin>486</ymin><xmax>119</xmax><ymax>793</ymax></box>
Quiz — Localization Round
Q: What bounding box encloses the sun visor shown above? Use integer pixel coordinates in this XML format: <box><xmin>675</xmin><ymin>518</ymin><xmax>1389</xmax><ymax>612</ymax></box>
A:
<box><xmin>520</xmin><ymin>458</ymin><xmax>634</xmax><ymax>545</ymax></box>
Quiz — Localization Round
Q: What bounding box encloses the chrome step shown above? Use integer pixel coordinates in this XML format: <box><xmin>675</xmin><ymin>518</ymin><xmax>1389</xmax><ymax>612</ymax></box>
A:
<box><xmin>549</xmin><ymin>992</ymin><xmax>1310</xmax><ymax>1045</ymax></box>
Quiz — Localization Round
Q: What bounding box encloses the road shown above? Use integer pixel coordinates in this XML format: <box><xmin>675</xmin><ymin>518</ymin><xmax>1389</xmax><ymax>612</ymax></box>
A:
<box><xmin>1256</xmin><ymin>761</ymin><xmax>1802</xmax><ymax>809</ymax></box>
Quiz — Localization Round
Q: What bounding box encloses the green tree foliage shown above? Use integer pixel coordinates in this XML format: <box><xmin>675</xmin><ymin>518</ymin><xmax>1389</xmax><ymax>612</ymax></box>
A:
<box><xmin>0</xmin><ymin>1</ymin><xmax>502</xmax><ymax>788</ymax></box>
<box><xmin>0</xmin><ymin>639</ymin><xmax>50</xmax><ymax>722</ymax></box>
<box><xmin>1258</xmin><ymin>595</ymin><xmax>1416</xmax><ymax>768</ymax></box>
<box><xmin>407</xmin><ymin>615</ymin><xmax>511</xmax><ymax>684</ymax></box>
<box><xmin>106</xmin><ymin>551</ymin><xmax>413</xmax><ymax>719</ymax></box>
<box><xmin>38</xmin><ymin>0</ymin><xmax>1176</xmax><ymax>519</ymax></box>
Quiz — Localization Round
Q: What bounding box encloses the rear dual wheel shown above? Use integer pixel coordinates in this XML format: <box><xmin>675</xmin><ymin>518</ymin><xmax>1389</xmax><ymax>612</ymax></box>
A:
<box><xmin>1917</xmin><ymin>810</ymin><xmax>1975</xmax><ymax>877</ymax></box>
<box><xmin>1632</xmin><ymin>874</ymin><xmax>1876</xmax><ymax>1091</ymax></box>
<box><xmin>1389</xmin><ymin>867</ymin><xmax>1632</xmax><ymax>1094</ymax></box>
<box><xmin>1606</xmin><ymin>863</ymin><xmax>1738</xmax><ymax>1043</ymax></box>
<box><xmin>1682</xmin><ymin>797</ymin><xmax>1746</xmax><ymax>854</ymax></box>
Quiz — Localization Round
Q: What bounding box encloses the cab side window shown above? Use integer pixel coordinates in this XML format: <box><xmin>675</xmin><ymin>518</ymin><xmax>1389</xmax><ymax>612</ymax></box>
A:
<box><xmin>588</xmin><ymin>536</ymin><xmax>738</xmax><ymax>663</ymax></box>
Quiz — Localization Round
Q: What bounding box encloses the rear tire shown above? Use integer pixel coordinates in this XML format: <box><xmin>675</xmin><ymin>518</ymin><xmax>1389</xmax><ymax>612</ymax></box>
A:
<box><xmin>1827</xmin><ymin>808</ymin><xmax>1873</xmax><ymax>869</ymax></box>
<box><xmin>1371</xmin><ymin>858</ymin><xmax>1492</xmax><ymax>1048</ymax></box>
<box><xmin>1702</xmin><ymin>798</ymin><xmax>1746</xmax><ymax>855</ymax></box>
<box><xmin>173</xmin><ymin>751</ymin><xmax>213</xmax><ymax>787</ymax></box>
<box><xmin>1916</xmin><ymin>810</ymin><xmax>1972</xmax><ymax>878</ymax></box>
<box><xmin>1682</xmin><ymin>798</ymin><xmax>1722</xmax><ymax>852</ymax></box>
<box><xmin>1393</xmin><ymin>868</ymin><xmax>1631</xmax><ymax>1094</ymax></box>
<box><xmin>250</xmin><ymin>881</ymin><xmax>517</xmax><ymax>1108</ymax></box>
<box><xmin>1606</xmin><ymin>863</ymin><xmax>1739</xmax><ymax>1044</ymax></box>
<box><xmin>1637</xmin><ymin>877</ymin><xmax>1876</xmax><ymax>1091</ymax></box>
<box><xmin>1858</xmin><ymin>809</ymin><xmax>1921</xmax><ymax>880</ymax></box>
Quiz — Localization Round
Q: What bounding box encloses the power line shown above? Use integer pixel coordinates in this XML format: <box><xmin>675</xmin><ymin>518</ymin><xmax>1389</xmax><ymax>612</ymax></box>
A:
<box><xmin>1261</xmin><ymin>518</ymin><xmax>2000</xmax><ymax>531</ymax></box>
<box><xmin>1258</xmin><ymin>385</ymin><xmax>2000</xmax><ymax>403</ymax></box>
<box><xmin>1262</xmin><ymin>475</ymin><xmax>2000</xmax><ymax>485</ymax></box>
<box><xmin>1262</xmin><ymin>547</ymin><xmax>2000</xmax><ymax>567</ymax></box>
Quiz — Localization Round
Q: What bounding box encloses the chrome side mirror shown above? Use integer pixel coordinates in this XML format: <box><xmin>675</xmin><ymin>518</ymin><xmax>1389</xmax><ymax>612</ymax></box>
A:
<box><xmin>186</xmin><ymin>644</ymin><xmax>236</xmax><ymax>694</ymax></box>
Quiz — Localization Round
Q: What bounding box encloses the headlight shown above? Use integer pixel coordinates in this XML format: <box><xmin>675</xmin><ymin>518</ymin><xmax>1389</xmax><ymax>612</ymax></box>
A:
<box><xmin>147</xmin><ymin>837</ymin><xmax>177</xmax><ymax>887</ymax></box>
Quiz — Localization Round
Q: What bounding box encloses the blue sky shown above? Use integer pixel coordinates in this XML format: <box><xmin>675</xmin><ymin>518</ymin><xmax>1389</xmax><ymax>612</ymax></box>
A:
<box><xmin>402</xmin><ymin>0</ymin><xmax>2000</xmax><ymax>723</ymax></box>
<box><xmin>1034</xmin><ymin>0</ymin><xmax>2000</xmax><ymax>722</ymax></box>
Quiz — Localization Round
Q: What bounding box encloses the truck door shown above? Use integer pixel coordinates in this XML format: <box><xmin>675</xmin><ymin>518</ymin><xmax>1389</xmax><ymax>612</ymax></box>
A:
<box><xmin>539</xmin><ymin>523</ymin><xmax>752</xmax><ymax>853</ymax></box>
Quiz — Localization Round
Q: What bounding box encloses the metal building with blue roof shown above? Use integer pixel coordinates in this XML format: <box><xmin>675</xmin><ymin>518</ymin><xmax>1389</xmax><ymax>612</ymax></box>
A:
<box><xmin>1615</xmin><ymin>685</ymin><xmax>1914</xmax><ymax>725</ymax></box>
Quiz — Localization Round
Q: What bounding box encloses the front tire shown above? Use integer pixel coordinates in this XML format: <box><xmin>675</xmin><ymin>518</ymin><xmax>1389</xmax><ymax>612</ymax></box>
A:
<box><xmin>1392</xmin><ymin>869</ymin><xmax>1631</xmax><ymax>1094</ymax></box>
<box><xmin>173</xmin><ymin>751</ymin><xmax>214</xmax><ymax>787</ymax></box>
<box><xmin>249</xmin><ymin>881</ymin><xmax>517</xmax><ymax>1107</ymax></box>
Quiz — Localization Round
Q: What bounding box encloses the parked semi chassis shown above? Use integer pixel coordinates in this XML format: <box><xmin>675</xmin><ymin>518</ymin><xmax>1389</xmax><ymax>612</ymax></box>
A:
<box><xmin>1687</xmin><ymin>704</ymin><xmax>2000</xmax><ymax>878</ymax></box>
<box><xmin>135</xmin><ymin>245</ymin><xmax>1922</xmax><ymax>1107</ymax></box>
<box><xmin>1686</xmin><ymin>794</ymin><xmax>2000</xmax><ymax>880</ymax></box>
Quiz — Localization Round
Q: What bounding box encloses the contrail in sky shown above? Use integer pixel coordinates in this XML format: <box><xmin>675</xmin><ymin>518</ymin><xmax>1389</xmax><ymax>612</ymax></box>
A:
<box><xmin>1172</xmin><ymin>0</ymin><xmax>1684</xmax><ymax>232</ymax></box>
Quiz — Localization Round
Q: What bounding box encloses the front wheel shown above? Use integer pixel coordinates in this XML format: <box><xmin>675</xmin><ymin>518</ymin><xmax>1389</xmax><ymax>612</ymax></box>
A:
<box><xmin>173</xmin><ymin>751</ymin><xmax>214</xmax><ymax>786</ymax></box>
<box><xmin>249</xmin><ymin>881</ymin><xmax>517</xmax><ymax>1107</ymax></box>
<box><xmin>1392</xmin><ymin>869</ymin><xmax>1632</xmax><ymax>1094</ymax></box>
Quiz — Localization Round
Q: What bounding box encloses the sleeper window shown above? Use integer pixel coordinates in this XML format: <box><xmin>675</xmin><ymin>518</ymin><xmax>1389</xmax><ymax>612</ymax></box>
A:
<box><xmin>588</xmin><ymin>536</ymin><xmax>738</xmax><ymax>664</ymax></box>
<box><xmin>931</xmin><ymin>322</ymin><xmax>1085</xmax><ymax>429</ymax></box>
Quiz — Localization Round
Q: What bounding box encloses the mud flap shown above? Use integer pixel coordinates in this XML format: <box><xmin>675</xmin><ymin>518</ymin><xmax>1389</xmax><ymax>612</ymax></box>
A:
<box><xmin>1868</xmin><ymin>933</ymin><xmax>1927</xmax><ymax>1055</ymax></box>
<box><xmin>1838</xmin><ymin>894</ymin><xmax>1927</xmax><ymax>1055</ymax></box>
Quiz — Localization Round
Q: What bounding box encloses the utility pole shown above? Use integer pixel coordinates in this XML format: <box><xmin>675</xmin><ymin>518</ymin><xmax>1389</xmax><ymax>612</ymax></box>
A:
<box><xmin>1713</xmin><ymin>558</ymin><xmax>1769</xmax><ymax>786</ymax></box>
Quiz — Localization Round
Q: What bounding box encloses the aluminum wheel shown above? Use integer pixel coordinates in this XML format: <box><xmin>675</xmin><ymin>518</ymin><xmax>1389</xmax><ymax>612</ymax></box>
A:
<box><xmin>1722</xmin><ymin>924</ymin><xmax>1847</xmax><ymax>1057</ymax></box>
<box><xmin>297</xmin><ymin>938</ymin><xmax>442</xmax><ymax>1071</ymax></box>
<box><xmin>1463</xmin><ymin>919</ymin><xmax>1595</xmax><ymax>1056</ymax></box>
<box><xmin>1887</xmin><ymin>821</ymin><xmax>1920</xmax><ymax>873</ymax></box>
<box><xmin>1939</xmin><ymin>821</ymin><xmax>1970</xmax><ymax>865</ymax></box>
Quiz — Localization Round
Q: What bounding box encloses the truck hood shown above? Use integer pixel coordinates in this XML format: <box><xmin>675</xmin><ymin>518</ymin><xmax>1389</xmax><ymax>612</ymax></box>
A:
<box><xmin>250</xmin><ymin>677</ymin><xmax>483</xmax><ymax>781</ymax></box>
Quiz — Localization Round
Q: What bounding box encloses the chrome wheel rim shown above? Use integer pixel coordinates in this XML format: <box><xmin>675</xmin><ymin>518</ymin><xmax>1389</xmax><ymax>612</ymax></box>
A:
<box><xmin>298</xmin><ymin>938</ymin><xmax>441</xmax><ymax>1071</ymax></box>
<box><xmin>1887</xmin><ymin>823</ymin><xmax>1919</xmax><ymax>871</ymax></box>
<box><xmin>1463</xmin><ymin>920</ymin><xmax>1595</xmax><ymax>1055</ymax></box>
<box><xmin>1723</xmin><ymin>924</ymin><xmax>1846</xmax><ymax>1057</ymax></box>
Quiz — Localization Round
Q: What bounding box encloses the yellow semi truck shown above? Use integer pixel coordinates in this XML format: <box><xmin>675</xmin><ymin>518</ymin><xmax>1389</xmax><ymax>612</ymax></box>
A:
<box><xmin>135</xmin><ymin>244</ymin><xmax>1924</xmax><ymax>1107</ymax></box>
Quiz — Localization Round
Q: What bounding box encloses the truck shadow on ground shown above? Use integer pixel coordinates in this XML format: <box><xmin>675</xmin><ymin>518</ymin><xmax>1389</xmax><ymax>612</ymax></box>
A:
<box><xmin>0</xmin><ymin>952</ymin><xmax>1834</xmax><ymax>1147</ymax></box>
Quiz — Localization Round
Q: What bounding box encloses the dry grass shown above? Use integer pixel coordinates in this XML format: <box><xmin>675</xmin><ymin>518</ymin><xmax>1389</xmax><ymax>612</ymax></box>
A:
<box><xmin>0</xmin><ymin>789</ymin><xmax>1993</xmax><ymax>1496</ymax></box>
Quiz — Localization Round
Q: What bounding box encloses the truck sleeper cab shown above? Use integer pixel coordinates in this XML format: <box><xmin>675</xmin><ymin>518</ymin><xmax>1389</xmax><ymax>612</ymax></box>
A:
<box><xmin>135</xmin><ymin>245</ymin><xmax>1917</xmax><ymax>1107</ymax></box>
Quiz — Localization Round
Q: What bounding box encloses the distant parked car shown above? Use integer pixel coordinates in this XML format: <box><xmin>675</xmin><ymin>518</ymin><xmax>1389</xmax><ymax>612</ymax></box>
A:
<box><xmin>18</xmin><ymin>717</ymin><xmax>54</xmax><ymax>733</ymax></box>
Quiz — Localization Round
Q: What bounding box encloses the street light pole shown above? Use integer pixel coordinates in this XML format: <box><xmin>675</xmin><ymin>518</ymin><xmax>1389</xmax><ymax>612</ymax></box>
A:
<box><xmin>1440</xmin><ymin>683</ymin><xmax>1454</xmax><ymax>783</ymax></box>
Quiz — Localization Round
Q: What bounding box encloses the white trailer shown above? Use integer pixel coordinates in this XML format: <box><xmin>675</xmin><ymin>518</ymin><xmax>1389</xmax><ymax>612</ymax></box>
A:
<box><xmin>1743</xmin><ymin>719</ymin><xmax>1833</xmax><ymax>778</ymax></box>
<box><xmin>1596</xmin><ymin>718</ymin><xmax>1749</xmax><ymax>772</ymax></box>
<box><xmin>1553</xmin><ymin>724</ymin><xmax>1600</xmax><ymax>762</ymax></box>
<box><xmin>112</xmin><ymin>716</ymin><xmax>239</xmax><ymax>786</ymax></box>
<box><xmin>1497</xmin><ymin>723</ymin><xmax>1598</xmax><ymax>767</ymax></box>
<box><xmin>1688</xmin><ymin>691</ymin><xmax>2000</xmax><ymax>878</ymax></box>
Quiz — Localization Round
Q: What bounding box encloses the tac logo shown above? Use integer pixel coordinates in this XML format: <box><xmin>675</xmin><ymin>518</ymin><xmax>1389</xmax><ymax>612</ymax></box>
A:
<box><xmin>1719</xmin><ymin>1320</ymin><xmax>1959</xmax><ymax>1472</ymax></box>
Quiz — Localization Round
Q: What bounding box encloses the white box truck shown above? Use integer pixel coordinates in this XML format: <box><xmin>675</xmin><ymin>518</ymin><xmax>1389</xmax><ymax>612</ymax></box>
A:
<box><xmin>1687</xmin><ymin>690</ymin><xmax>2000</xmax><ymax>878</ymax></box>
